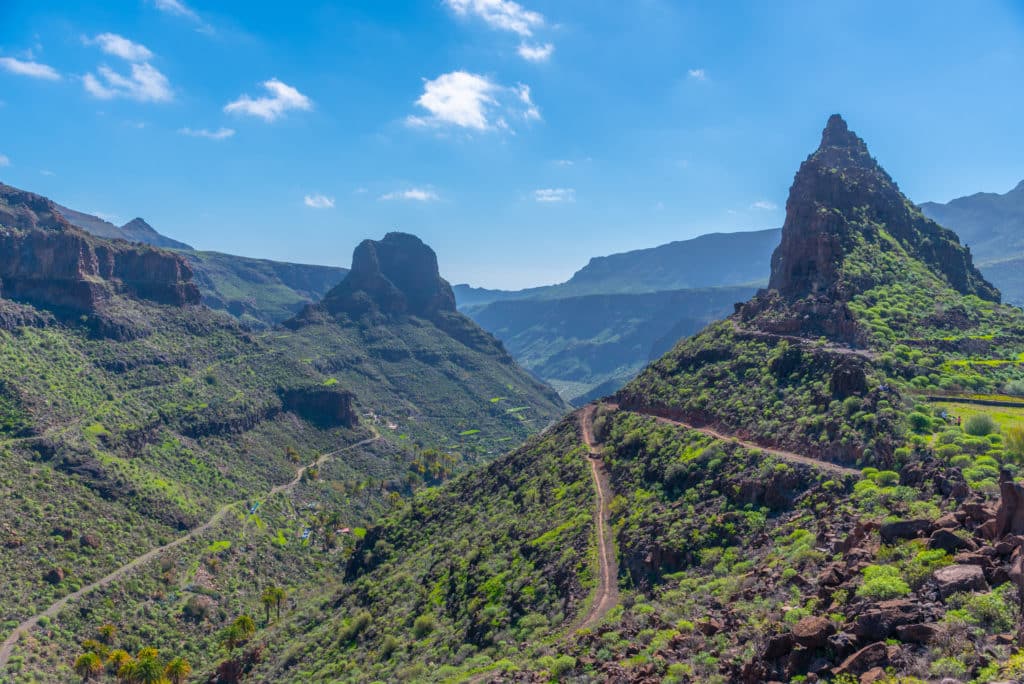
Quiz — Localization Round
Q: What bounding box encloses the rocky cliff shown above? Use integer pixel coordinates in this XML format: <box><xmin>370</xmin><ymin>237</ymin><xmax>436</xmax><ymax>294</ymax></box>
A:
<box><xmin>0</xmin><ymin>183</ymin><xmax>200</xmax><ymax>313</ymax></box>
<box><xmin>769</xmin><ymin>115</ymin><xmax>997</xmax><ymax>304</ymax></box>
<box><xmin>318</xmin><ymin>232</ymin><xmax>456</xmax><ymax>319</ymax></box>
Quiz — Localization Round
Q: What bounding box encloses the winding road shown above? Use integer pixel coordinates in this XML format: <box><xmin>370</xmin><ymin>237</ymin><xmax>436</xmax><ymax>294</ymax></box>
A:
<box><xmin>574</xmin><ymin>405</ymin><xmax>619</xmax><ymax>632</ymax></box>
<box><xmin>0</xmin><ymin>435</ymin><xmax>380</xmax><ymax>669</ymax></box>
<box><xmin>630</xmin><ymin>408</ymin><xmax>862</xmax><ymax>477</ymax></box>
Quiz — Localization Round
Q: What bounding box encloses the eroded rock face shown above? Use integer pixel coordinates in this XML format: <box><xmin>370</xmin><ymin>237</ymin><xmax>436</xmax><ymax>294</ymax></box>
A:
<box><xmin>0</xmin><ymin>183</ymin><xmax>201</xmax><ymax>313</ymax></box>
<box><xmin>319</xmin><ymin>232</ymin><xmax>456</xmax><ymax>319</ymax></box>
<box><xmin>280</xmin><ymin>387</ymin><xmax>357</xmax><ymax>428</ymax></box>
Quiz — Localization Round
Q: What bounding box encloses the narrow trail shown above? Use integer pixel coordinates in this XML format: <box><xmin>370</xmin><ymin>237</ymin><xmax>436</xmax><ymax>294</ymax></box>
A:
<box><xmin>617</xmin><ymin>404</ymin><xmax>861</xmax><ymax>477</ymax></box>
<box><xmin>730</xmin><ymin>321</ymin><xmax>878</xmax><ymax>360</ymax></box>
<box><xmin>574</xmin><ymin>405</ymin><xmax>618</xmax><ymax>632</ymax></box>
<box><xmin>0</xmin><ymin>435</ymin><xmax>381</xmax><ymax>669</ymax></box>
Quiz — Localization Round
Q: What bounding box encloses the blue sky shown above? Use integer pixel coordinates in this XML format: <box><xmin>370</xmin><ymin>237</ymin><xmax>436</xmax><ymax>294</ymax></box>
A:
<box><xmin>1</xmin><ymin>1</ymin><xmax>1023</xmax><ymax>288</ymax></box>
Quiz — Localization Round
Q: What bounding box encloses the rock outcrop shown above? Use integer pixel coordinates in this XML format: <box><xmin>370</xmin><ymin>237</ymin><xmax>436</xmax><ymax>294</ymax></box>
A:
<box><xmin>0</xmin><ymin>183</ymin><xmax>200</xmax><ymax>313</ymax></box>
<box><xmin>769</xmin><ymin>114</ymin><xmax>997</xmax><ymax>303</ymax></box>
<box><xmin>740</xmin><ymin>114</ymin><xmax>999</xmax><ymax>345</ymax></box>
<box><xmin>318</xmin><ymin>232</ymin><xmax>456</xmax><ymax>319</ymax></box>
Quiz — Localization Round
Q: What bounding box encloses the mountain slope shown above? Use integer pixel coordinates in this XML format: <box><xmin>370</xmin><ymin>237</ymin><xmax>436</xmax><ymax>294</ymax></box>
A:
<box><xmin>255</xmin><ymin>116</ymin><xmax>1024</xmax><ymax>683</ymax></box>
<box><xmin>921</xmin><ymin>180</ymin><xmax>1024</xmax><ymax>307</ymax></box>
<box><xmin>920</xmin><ymin>180</ymin><xmax>1024</xmax><ymax>263</ymax></box>
<box><xmin>469</xmin><ymin>285</ymin><xmax>756</xmax><ymax>406</ymax></box>
<box><xmin>56</xmin><ymin>203</ymin><xmax>347</xmax><ymax>327</ymax></box>
<box><xmin>0</xmin><ymin>187</ymin><xmax>566</xmax><ymax>681</ymax></box>
<box><xmin>183</xmin><ymin>250</ymin><xmax>346</xmax><ymax>327</ymax></box>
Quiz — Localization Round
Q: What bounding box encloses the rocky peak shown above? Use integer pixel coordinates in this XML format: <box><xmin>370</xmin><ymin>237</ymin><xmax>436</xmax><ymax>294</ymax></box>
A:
<box><xmin>767</xmin><ymin>114</ymin><xmax>999</xmax><ymax>304</ymax></box>
<box><xmin>319</xmin><ymin>232</ymin><xmax>456</xmax><ymax>318</ymax></box>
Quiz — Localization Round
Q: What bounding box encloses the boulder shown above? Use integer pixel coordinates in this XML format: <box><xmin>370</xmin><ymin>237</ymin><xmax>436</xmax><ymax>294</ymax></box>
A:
<box><xmin>879</xmin><ymin>519</ymin><xmax>931</xmax><ymax>544</ymax></box>
<box><xmin>43</xmin><ymin>567</ymin><xmax>65</xmax><ymax>584</ymax></box>
<box><xmin>928</xmin><ymin>529</ymin><xmax>975</xmax><ymax>554</ymax></box>
<box><xmin>852</xmin><ymin>599</ymin><xmax>932</xmax><ymax>641</ymax></box>
<box><xmin>79</xmin><ymin>533</ymin><xmax>101</xmax><ymax>549</ymax></box>
<box><xmin>764</xmin><ymin>633</ymin><xmax>794</xmax><ymax>659</ymax></box>
<box><xmin>832</xmin><ymin>642</ymin><xmax>889</xmax><ymax>676</ymax></box>
<box><xmin>792</xmin><ymin>616</ymin><xmax>835</xmax><ymax>649</ymax></box>
<box><xmin>993</xmin><ymin>473</ymin><xmax>1024</xmax><ymax>538</ymax></box>
<box><xmin>933</xmin><ymin>564</ymin><xmax>988</xmax><ymax>599</ymax></box>
<box><xmin>895</xmin><ymin>622</ymin><xmax>939</xmax><ymax>644</ymax></box>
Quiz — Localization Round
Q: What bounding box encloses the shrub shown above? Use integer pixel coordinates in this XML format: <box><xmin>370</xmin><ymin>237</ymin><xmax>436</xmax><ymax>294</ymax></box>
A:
<box><xmin>908</xmin><ymin>412</ymin><xmax>933</xmax><ymax>434</ymax></box>
<box><xmin>965</xmin><ymin>414</ymin><xmax>997</xmax><ymax>437</ymax></box>
<box><xmin>412</xmin><ymin>614</ymin><xmax>435</xmax><ymax>639</ymax></box>
<box><xmin>856</xmin><ymin>565</ymin><xmax>910</xmax><ymax>600</ymax></box>
<box><xmin>1005</xmin><ymin>380</ymin><xmax>1024</xmax><ymax>397</ymax></box>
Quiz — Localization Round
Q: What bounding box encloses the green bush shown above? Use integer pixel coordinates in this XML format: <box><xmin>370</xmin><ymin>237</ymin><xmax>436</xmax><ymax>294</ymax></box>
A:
<box><xmin>856</xmin><ymin>565</ymin><xmax>910</xmax><ymax>600</ymax></box>
<box><xmin>412</xmin><ymin>614</ymin><xmax>435</xmax><ymax>639</ymax></box>
<box><xmin>965</xmin><ymin>414</ymin><xmax>997</xmax><ymax>437</ymax></box>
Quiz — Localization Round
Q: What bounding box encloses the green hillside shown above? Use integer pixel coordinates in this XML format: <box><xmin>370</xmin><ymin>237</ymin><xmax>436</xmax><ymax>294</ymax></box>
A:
<box><xmin>0</xmin><ymin>187</ymin><xmax>565</xmax><ymax>681</ymax></box>
<box><xmin>251</xmin><ymin>116</ymin><xmax>1024</xmax><ymax>683</ymax></box>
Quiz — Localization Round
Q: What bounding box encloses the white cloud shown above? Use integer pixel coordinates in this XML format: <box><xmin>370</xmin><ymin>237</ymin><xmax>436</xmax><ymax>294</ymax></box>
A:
<box><xmin>152</xmin><ymin>0</ymin><xmax>213</xmax><ymax>33</ymax></box>
<box><xmin>688</xmin><ymin>68</ymin><xmax>706</xmax><ymax>81</ymax></box>
<box><xmin>380</xmin><ymin>188</ymin><xmax>439</xmax><ymax>202</ymax></box>
<box><xmin>0</xmin><ymin>154</ymin><xmax>9</xmax><ymax>167</ymax></box>
<box><xmin>178</xmin><ymin>127</ymin><xmax>235</xmax><ymax>140</ymax></box>
<box><xmin>751</xmin><ymin>200</ymin><xmax>778</xmax><ymax>210</ymax></box>
<box><xmin>517</xmin><ymin>42</ymin><xmax>554</xmax><ymax>62</ymax></box>
<box><xmin>84</xmin><ymin>63</ymin><xmax>173</xmax><ymax>102</ymax></box>
<box><xmin>154</xmin><ymin>0</ymin><xmax>199</xmax><ymax>21</ymax></box>
<box><xmin>534</xmin><ymin>188</ymin><xmax>575</xmax><ymax>203</ymax></box>
<box><xmin>304</xmin><ymin>194</ymin><xmax>335</xmax><ymax>209</ymax></box>
<box><xmin>86</xmin><ymin>33</ymin><xmax>153</xmax><ymax>62</ymax></box>
<box><xmin>444</xmin><ymin>0</ymin><xmax>544</xmax><ymax>37</ymax></box>
<box><xmin>0</xmin><ymin>57</ymin><xmax>60</xmax><ymax>80</ymax></box>
<box><xmin>224</xmin><ymin>79</ymin><xmax>312</xmax><ymax>122</ymax></box>
<box><xmin>406</xmin><ymin>71</ymin><xmax>540</xmax><ymax>131</ymax></box>
<box><xmin>40</xmin><ymin>169</ymin><xmax>55</xmax><ymax>176</ymax></box>
<box><xmin>552</xmin><ymin>159</ymin><xmax>574</xmax><ymax>167</ymax></box>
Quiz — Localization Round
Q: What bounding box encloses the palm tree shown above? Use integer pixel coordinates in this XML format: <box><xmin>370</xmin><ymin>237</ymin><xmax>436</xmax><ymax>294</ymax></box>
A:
<box><xmin>164</xmin><ymin>656</ymin><xmax>192</xmax><ymax>684</ymax></box>
<box><xmin>261</xmin><ymin>585</ymin><xmax>287</xmax><ymax>622</ymax></box>
<box><xmin>218</xmin><ymin>623</ymin><xmax>243</xmax><ymax>652</ymax></box>
<box><xmin>106</xmin><ymin>649</ymin><xmax>132</xmax><ymax>678</ymax></box>
<box><xmin>132</xmin><ymin>651</ymin><xmax>168</xmax><ymax>684</ymax></box>
<box><xmin>234</xmin><ymin>614</ymin><xmax>256</xmax><ymax>640</ymax></box>
<box><xmin>74</xmin><ymin>652</ymin><xmax>104</xmax><ymax>683</ymax></box>
<box><xmin>260</xmin><ymin>587</ymin><xmax>275</xmax><ymax>624</ymax></box>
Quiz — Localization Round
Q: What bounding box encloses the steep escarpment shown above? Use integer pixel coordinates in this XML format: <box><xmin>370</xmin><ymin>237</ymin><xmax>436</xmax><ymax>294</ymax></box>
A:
<box><xmin>0</xmin><ymin>183</ymin><xmax>200</xmax><ymax>314</ymax></box>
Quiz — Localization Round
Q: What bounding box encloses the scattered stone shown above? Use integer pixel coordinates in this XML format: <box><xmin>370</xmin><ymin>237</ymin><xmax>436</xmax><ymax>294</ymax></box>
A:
<box><xmin>698</xmin><ymin>617</ymin><xmax>723</xmax><ymax>635</ymax></box>
<box><xmin>933</xmin><ymin>513</ymin><xmax>959</xmax><ymax>529</ymax></box>
<box><xmin>934</xmin><ymin>564</ymin><xmax>988</xmax><ymax>599</ymax></box>
<box><xmin>792</xmin><ymin>616</ymin><xmax>835</xmax><ymax>648</ymax></box>
<box><xmin>79</xmin><ymin>533</ymin><xmax>101</xmax><ymax>549</ymax></box>
<box><xmin>860</xmin><ymin>667</ymin><xmax>888</xmax><ymax>684</ymax></box>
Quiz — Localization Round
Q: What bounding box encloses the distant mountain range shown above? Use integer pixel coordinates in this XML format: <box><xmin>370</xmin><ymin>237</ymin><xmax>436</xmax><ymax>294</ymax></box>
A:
<box><xmin>452</xmin><ymin>181</ymin><xmax>1024</xmax><ymax>405</ymax></box>
<box><xmin>920</xmin><ymin>180</ymin><xmax>1024</xmax><ymax>305</ymax></box>
<box><xmin>52</xmin><ymin>178</ymin><xmax>1024</xmax><ymax>406</ymax></box>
